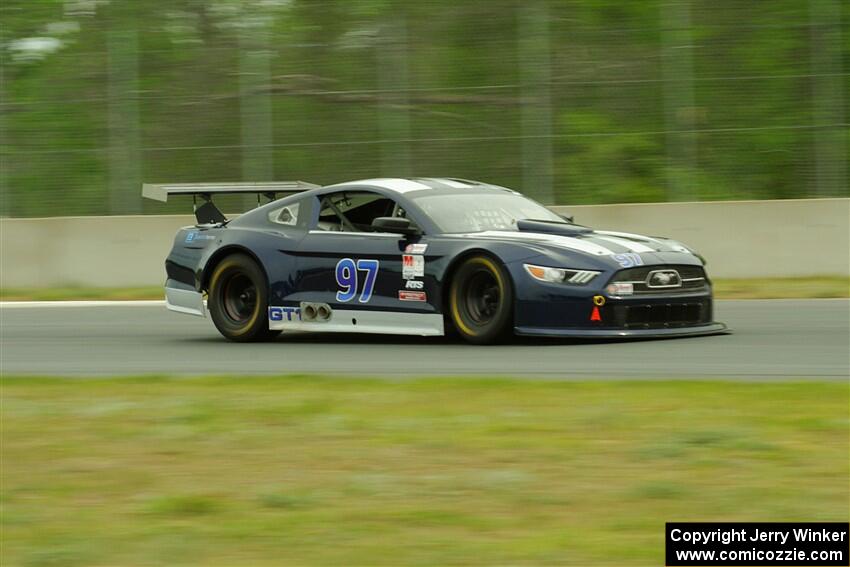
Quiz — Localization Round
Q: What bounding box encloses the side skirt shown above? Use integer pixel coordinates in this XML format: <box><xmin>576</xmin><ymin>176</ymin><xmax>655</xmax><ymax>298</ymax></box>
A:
<box><xmin>269</xmin><ymin>308</ymin><xmax>444</xmax><ymax>336</ymax></box>
<box><xmin>165</xmin><ymin>285</ymin><xmax>206</xmax><ymax>317</ymax></box>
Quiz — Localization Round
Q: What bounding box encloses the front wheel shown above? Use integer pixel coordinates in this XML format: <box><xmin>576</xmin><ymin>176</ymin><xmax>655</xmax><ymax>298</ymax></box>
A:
<box><xmin>448</xmin><ymin>255</ymin><xmax>514</xmax><ymax>345</ymax></box>
<box><xmin>208</xmin><ymin>254</ymin><xmax>280</xmax><ymax>342</ymax></box>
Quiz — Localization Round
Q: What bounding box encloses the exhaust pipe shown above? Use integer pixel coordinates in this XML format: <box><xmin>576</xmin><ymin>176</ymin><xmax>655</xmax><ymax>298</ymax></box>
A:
<box><xmin>299</xmin><ymin>302</ymin><xmax>332</xmax><ymax>322</ymax></box>
<box><xmin>302</xmin><ymin>303</ymin><xmax>317</xmax><ymax>321</ymax></box>
<box><xmin>316</xmin><ymin>304</ymin><xmax>332</xmax><ymax>321</ymax></box>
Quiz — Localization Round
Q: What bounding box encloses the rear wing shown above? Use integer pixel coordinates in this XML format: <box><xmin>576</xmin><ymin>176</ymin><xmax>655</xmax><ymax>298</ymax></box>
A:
<box><xmin>142</xmin><ymin>181</ymin><xmax>320</xmax><ymax>224</ymax></box>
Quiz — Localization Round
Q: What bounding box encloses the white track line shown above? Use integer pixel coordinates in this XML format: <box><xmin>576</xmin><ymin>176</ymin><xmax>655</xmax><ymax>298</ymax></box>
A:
<box><xmin>719</xmin><ymin>297</ymin><xmax>849</xmax><ymax>302</ymax></box>
<box><xmin>0</xmin><ymin>300</ymin><xmax>166</xmax><ymax>308</ymax></box>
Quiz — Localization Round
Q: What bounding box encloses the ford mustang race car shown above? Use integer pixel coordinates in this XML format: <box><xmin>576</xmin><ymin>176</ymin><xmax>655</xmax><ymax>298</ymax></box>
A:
<box><xmin>143</xmin><ymin>178</ymin><xmax>727</xmax><ymax>344</ymax></box>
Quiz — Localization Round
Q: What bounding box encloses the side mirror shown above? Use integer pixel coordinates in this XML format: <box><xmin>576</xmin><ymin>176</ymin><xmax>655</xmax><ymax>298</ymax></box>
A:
<box><xmin>558</xmin><ymin>213</ymin><xmax>575</xmax><ymax>224</ymax></box>
<box><xmin>371</xmin><ymin>216</ymin><xmax>420</xmax><ymax>236</ymax></box>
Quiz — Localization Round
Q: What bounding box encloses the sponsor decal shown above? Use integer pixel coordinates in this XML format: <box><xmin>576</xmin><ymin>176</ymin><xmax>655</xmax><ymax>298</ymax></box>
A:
<box><xmin>185</xmin><ymin>231</ymin><xmax>215</xmax><ymax>243</ymax></box>
<box><xmin>269</xmin><ymin>306</ymin><xmax>301</xmax><ymax>321</ymax></box>
<box><xmin>612</xmin><ymin>252</ymin><xmax>643</xmax><ymax>268</ymax></box>
<box><xmin>402</xmin><ymin>254</ymin><xmax>425</xmax><ymax>279</ymax></box>
<box><xmin>398</xmin><ymin>290</ymin><xmax>427</xmax><ymax>302</ymax></box>
<box><xmin>404</xmin><ymin>243</ymin><xmax>428</xmax><ymax>254</ymax></box>
<box><xmin>405</xmin><ymin>280</ymin><xmax>424</xmax><ymax>290</ymax></box>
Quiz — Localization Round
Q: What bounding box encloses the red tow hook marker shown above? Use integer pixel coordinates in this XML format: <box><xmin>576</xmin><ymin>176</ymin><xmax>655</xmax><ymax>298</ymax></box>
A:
<box><xmin>590</xmin><ymin>295</ymin><xmax>605</xmax><ymax>322</ymax></box>
<box><xmin>590</xmin><ymin>305</ymin><xmax>602</xmax><ymax>322</ymax></box>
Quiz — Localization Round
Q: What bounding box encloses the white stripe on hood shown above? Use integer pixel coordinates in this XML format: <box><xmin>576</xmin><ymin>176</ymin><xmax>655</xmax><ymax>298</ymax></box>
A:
<box><xmin>596</xmin><ymin>230</ymin><xmax>692</xmax><ymax>254</ymax></box>
<box><xmin>592</xmin><ymin>235</ymin><xmax>656</xmax><ymax>253</ymax></box>
<box><xmin>455</xmin><ymin>230</ymin><xmax>614</xmax><ymax>255</ymax></box>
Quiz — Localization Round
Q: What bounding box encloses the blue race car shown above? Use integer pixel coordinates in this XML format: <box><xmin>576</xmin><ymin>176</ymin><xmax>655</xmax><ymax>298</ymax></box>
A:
<box><xmin>143</xmin><ymin>178</ymin><xmax>727</xmax><ymax>344</ymax></box>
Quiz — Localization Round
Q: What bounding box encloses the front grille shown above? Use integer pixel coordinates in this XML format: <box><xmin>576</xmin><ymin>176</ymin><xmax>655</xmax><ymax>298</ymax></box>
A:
<box><xmin>588</xmin><ymin>297</ymin><xmax>713</xmax><ymax>329</ymax></box>
<box><xmin>608</xmin><ymin>264</ymin><xmax>708</xmax><ymax>294</ymax></box>
<box><xmin>606</xmin><ymin>300</ymin><xmax>711</xmax><ymax>329</ymax></box>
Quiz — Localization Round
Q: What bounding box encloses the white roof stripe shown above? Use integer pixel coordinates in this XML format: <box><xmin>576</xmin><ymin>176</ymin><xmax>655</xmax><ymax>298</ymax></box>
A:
<box><xmin>434</xmin><ymin>179</ymin><xmax>472</xmax><ymax>189</ymax></box>
<box><xmin>344</xmin><ymin>178</ymin><xmax>432</xmax><ymax>193</ymax></box>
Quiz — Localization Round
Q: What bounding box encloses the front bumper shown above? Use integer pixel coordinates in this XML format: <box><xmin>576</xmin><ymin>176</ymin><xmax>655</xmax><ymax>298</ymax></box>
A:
<box><xmin>513</xmin><ymin>291</ymin><xmax>728</xmax><ymax>339</ymax></box>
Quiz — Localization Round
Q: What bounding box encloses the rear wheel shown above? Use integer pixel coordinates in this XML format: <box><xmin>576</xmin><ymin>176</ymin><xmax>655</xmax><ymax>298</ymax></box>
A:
<box><xmin>449</xmin><ymin>255</ymin><xmax>513</xmax><ymax>344</ymax></box>
<box><xmin>208</xmin><ymin>254</ymin><xmax>280</xmax><ymax>342</ymax></box>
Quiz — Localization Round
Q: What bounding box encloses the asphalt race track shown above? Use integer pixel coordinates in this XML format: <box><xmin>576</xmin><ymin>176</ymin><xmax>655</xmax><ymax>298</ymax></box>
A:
<box><xmin>1</xmin><ymin>299</ymin><xmax>848</xmax><ymax>379</ymax></box>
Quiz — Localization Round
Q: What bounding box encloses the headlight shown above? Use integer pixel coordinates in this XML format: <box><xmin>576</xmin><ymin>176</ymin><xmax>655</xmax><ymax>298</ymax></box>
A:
<box><xmin>524</xmin><ymin>264</ymin><xmax>600</xmax><ymax>285</ymax></box>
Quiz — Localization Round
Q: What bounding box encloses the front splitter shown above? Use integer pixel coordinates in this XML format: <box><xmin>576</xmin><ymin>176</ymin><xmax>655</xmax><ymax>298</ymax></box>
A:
<box><xmin>515</xmin><ymin>322</ymin><xmax>729</xmax><ymax>339</ymax></box>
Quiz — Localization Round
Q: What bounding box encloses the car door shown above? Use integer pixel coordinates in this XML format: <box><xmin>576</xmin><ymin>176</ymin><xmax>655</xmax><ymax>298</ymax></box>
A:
<box><xmin>291</xmin><ymin>190</ymin><xmax>440</xmax><ymax>332</ymax></box>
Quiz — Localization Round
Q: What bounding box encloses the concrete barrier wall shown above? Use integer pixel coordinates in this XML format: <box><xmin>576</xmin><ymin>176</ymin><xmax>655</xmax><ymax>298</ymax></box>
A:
<box><xmin>1</xmin><ymin>198</ymin><xmax>848</xmax><ymax>288</ymax></box>
<box><xmin>554</xmin><ymin>198</ymin><xmax>849</xmax><ymax>279</ymax></box>
<box><xmin>1</xmin><ymin>215</ymin><xmax>197</xmax><ymax>288</ymax></box>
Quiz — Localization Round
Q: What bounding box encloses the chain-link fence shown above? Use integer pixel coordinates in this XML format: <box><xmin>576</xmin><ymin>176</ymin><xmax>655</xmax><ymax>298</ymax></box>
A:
<box><xmin>1</xmin><ymin>0</ymin><xmax>847</xmax><ymax>217</ymax></box>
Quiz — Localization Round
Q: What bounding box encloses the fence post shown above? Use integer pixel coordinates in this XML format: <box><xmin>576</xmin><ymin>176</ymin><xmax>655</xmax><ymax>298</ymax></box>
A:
<box><xmin>376</xmin><ymin>14</ymin><xmax>412</xmax><ymax>178</ymax></box>
<box><xmin>239</xmin><ymin>25</ymin><xmax>275</xmax><ymax>207</ymax></box>
<box><xmin>660</xmin><ymin>0</ymin><xmax>698</xmax><ymax>202</ymax></box>
<box><xmin>107</xmin><ymin>28</ymin><xmax>142</xmax><ymax>214</ymax></box>
<box><xmin>809</xmin><ymin>0</ymin><xmax>847</xmax><ymax>197</ymax></box>
<box><xmin>0</xmin><ymin>42</ymin><xmax>9</xmax><ymax>217</ymax></box>
<box><xmin>518</xmin><ymin>1</ymin><xmax>555</xmax><ymax>204</ymax></box>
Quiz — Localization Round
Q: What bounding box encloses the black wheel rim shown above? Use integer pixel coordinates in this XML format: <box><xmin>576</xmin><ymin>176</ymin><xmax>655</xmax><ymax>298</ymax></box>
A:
<box><xmin>222</xmin><ymin>273</ymin><xmax>257</xmax><ymax>323</ymax></box>
<box><xmin>463</xmin><ymin>269</ymin><xmax>501</xmax><ymax>325</ymax></box>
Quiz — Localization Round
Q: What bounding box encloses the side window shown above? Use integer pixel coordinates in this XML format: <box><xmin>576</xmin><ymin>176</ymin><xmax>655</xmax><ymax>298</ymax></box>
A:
<box><xmin>268</xmin><ymin>201</ymin><xmax>300</xmax><ymax>227</ymax></box>
<box><xmin>317</xmin><ymin>191</ymin><xmax>403</xmax><ymax>232</ymax></box>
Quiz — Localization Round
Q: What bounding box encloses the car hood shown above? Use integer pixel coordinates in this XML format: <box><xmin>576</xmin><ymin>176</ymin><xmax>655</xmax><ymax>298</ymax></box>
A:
<box><xmin>446</xmin><ymin>228</ymin><xmax>704</xmax><ymax>269</ymax></box>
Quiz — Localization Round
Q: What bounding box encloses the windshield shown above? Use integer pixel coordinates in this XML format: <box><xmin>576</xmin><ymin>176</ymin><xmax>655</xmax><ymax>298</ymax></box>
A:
<box><xmin>411</xmin><ymin>192</ymin><xmax>564</xmax><ymax>233</ymax></box>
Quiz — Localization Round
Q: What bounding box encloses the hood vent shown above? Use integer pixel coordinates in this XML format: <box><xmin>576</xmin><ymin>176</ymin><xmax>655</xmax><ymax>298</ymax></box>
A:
<box><xmin>516</xmin><ymin>219</ymin><xmax>593</xmax><ymax>236</ymax></box>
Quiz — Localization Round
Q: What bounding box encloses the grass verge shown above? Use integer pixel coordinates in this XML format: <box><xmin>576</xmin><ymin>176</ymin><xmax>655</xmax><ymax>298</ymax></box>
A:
<box><xmin>712</xmin><ymin>276</ymin><xmax>849</xmax><ymax>299</ymax></box>
<box><xmin>2</xmin><ymin>376</ymin><xmax>847</xmax><ymax>566</ymax></box>
<box><xmin>0</xmin><ymin>286</ymin><xmax>164</xmax><ymax>301</ymax></box>
<box><xmin>1</xmin><ymin>277</ymin><xmax>848</xmax><ymax>302</ymax></box>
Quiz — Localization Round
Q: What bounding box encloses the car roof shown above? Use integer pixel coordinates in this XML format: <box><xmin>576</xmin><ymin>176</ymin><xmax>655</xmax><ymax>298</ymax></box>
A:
<box><xmin>321</xmin><ymin>177</ymin><xmax>519</xmax><ymax>196</ymax></box>
<box><xmin>238</xmin><ymin>177</ymin><xmax>526</xmax><ymax>233</ymax></box>
<box><xmin>249</xmin><ymin>177</ymin><xmax>521</xmax><ymax>218</ymax></box>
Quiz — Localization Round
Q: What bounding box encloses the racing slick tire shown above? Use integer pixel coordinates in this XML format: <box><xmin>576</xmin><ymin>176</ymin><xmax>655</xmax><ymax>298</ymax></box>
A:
<box><xmin>449</xmin><ymin>255</ymin><xmax>514</xmax><ymax>345</ymax></box>
<box><xmin>208</xmin><ymin>254</ymin><xmax>281</xmax><ymax>342</ymax></box>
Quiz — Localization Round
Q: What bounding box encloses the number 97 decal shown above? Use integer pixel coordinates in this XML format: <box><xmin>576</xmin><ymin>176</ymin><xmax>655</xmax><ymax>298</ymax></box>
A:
<box><xmin>335</xmin><ymin>258</ymin><xmax>380</xmax><ymax>303</ymax></box>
